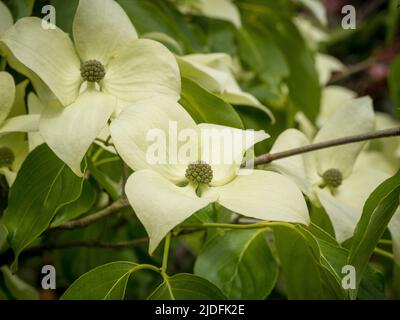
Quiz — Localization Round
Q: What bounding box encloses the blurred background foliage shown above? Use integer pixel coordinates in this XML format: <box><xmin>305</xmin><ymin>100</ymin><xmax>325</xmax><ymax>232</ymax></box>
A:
<box><xmin>0</xmin><ymin>0</ymin><xmax>399</xmax><ymax>300</ymax></box>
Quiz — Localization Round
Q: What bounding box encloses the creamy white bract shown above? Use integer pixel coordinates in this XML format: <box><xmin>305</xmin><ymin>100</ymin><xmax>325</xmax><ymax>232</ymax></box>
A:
<box><xmin>269</xmin><ymin>96</ymin><xmax>400</xmax><ymax>264</ymax></box>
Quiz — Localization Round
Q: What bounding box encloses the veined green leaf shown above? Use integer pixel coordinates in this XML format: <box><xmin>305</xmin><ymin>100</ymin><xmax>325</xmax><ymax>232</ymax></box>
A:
<box><xmin>243</xmin><ymin>14</ymin><xmax>320</xmax><ymax>121</ymax></box>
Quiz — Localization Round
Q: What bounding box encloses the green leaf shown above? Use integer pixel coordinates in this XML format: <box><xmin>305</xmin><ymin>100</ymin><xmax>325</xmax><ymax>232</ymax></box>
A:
<box><xmin>87</xmin><ymin>158</ymin><xmax>120</xmax><ymax>201</ymax></box>
<box><xmin>61</xmin><ymin>261</ymin><xmax>138</xmax><ymax>300</ymax></box>
<box><xmin>148</xmin><ymin>273</ymin><xmax>227</xmax><ymax>300</ymax></box>
<box><xmin>348</xmin><ymin>170</ymin><xmax>400</xmax><ymax>298</ymax></box>
<box><xmin>180</xmin><ymin>77</ymin><xmax>244</xmax><ymax>129</ymax></box>
<box><xmin>207</xmin><ymin>20</ymin><xmax>237</xmax><ymax>55</ymax></box>
<box><xmin>0</xmin><ymin>266</ymin><xmax>39</xmax><ymax>300</ymax></box>
<box><xmin>3</xmin><ymin>145</ymin><xmax>84</xmax><ymax>270</ymax></box>
<box><xmin>237</xmin><ymin>28</ymin><xmax>289</xmax><ymax>87</ymax></box>
<box><xmin>389</xmin><ymin>55</ymin><xmax>400</xmax><ymax>118</ymax></box>
<box><xmin>51</xmin><ymin>180</ymin><xmax>97</xmax><ymax>227</ymax></box>
<box><xmin>194</xmin><ymin>229</ymin><xmax>278</xmax><ymax>299</ymax></box>
<box><xmin>274</xmin><ymin>225</ymin><xmax>348</xmax><ymax>299</ymax></box>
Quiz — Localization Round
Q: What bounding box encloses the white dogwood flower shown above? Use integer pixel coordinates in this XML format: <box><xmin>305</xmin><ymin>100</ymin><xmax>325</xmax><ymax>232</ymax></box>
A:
<box><xmin>177</xmin><ymin>53</ymin><xmax>274</xmax><ymax>120</ymax></box>
<box><xmin>269</xmin><ymin>96</ymin><xmax>399</xmax><ymax>247</ymax></box>
<box><xmin>0</xmin><ymin>0</ymin><xmax>181</xmax><ymax>175</ymax></box>
<box><xmin>110</xmin><ymin>97</ymin><xmax>309</xmax><ymax>253</ymax></box>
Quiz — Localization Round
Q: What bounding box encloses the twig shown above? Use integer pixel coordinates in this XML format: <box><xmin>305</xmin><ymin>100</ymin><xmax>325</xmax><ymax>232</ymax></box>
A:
<box><xmin>24</xmin><ymin>237</ymin><xmax>149</xmax><ymax>256</ymax></box>
<box><xmin>50</xmin><ymin>128</ymin><xmax>400</xmax><ymax>232</ymax></box>
<box><xmin>49</xmin><ymin>197</ymin><xmax>130</xmax><ymax>231</ymax></box>
<box><xmin>247</xmin><ymin>127</ymin><xmax>400</xmax><ymax>167</ymax></box>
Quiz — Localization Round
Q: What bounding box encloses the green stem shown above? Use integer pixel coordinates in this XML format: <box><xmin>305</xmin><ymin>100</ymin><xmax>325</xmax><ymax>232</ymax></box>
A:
<box><xmin>0</xmin><ymin>59</ymin><xmax>7</xmax><ymax>71</ymax></box>
<box><xmin>161</xmin><ymin>232</ymin><xmax>171</xmax><ymax>273</ymax></box>
<box><xmin>374</xmin><ymin>248</ymin><xmax>394</xmax><ymax>260</ymax></box>
<box><xmin>91</xmin><ymin>147</ymin><xmax>105</xmax><ymax>163</ymax></box>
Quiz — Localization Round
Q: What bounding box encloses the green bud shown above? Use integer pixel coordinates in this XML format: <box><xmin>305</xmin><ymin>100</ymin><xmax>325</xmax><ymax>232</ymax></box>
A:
<box><xmin>80</xmin><ymin>59</ymin><xmax>106</xmax><ymax>82</ymax></box>
<box><xmin>185</xmin><ymin>161</ymin><xmax>213</xmax><ymax>185</ymax></box>
<box><xmin>0</xmin><ymin>147</ymin><xmax>15</xmax><ymax>168</ymax></box>
<box><xmin>322</xmin><ymin>168</ymin><xmax>343</xmax><ymax>188</ymax></box>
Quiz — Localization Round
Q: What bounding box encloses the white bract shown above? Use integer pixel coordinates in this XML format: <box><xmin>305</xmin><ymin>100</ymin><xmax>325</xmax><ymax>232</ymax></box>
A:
<box><xmin>0</xmin><ymin>73</ymin><xmax>40</xmax><ymax>184</ymax></box>
<box><xmin>177</xmin><ymin>53</ymin><xmax>274</xmax><ymax>120</ymax></box>
<box><xmin>173</xmin><ymin>0</ymin><xmax>241</xmax><ymax>28</ymax></box>
<box><xmin>268</xmin><ymin>97</ymin><xmax>399</xmax><ymax>257</ymax></box>
<box><xmin>0</xmin><ymin>0</ymin><xmax>181</xmax><ymax>176</ymax></box>
<box><xmin>110</xmin><ymin>97</ymin><xmax>309</xmax><ymax>253</ymax></box>
<box><xmin>316</xmin><ymin>53</ymin><xmax>346</xmax><ymax>87</ymax></box>
<box><xmin>357</xmin><ymin>112</ymin><xmax>400</xmax><ymax>175</ymax></box>
<box><xmin>296</xmin><ymin>0</ymin><xmax>327</xmax><ymax>26</ymax></box>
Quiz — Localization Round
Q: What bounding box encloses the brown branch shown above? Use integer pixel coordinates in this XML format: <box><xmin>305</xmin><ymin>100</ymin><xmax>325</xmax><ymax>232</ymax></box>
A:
<box><xmin>246</xmin><ymin>127</ymin><xmax>400</xmax><ymax>167</ymax></box>
<box><xmin>48</xmin><ymin>197</ymin><xmax>130</xmax><ymax>231</ymax></box>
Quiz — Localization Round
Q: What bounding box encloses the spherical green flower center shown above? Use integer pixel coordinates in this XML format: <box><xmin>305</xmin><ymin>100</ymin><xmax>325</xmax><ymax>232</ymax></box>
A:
<box><xmin>0</xmin><ymin>147</ymin><xmax>15</xmax><ymax>168</ymax></box>
<box><xmin>322</xmin><ymin>168</ymin><xmax>343</xmax><ymax>188</ymax></box>
<box><xmin>80</xmin><ymin>59</ymin><xmax>106</xmax><ymax>82</ymax></box>
<box><xmin>185</xmin><ymin>161</ymin><xmax>213</xmax><ymax>185</ymax></box>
